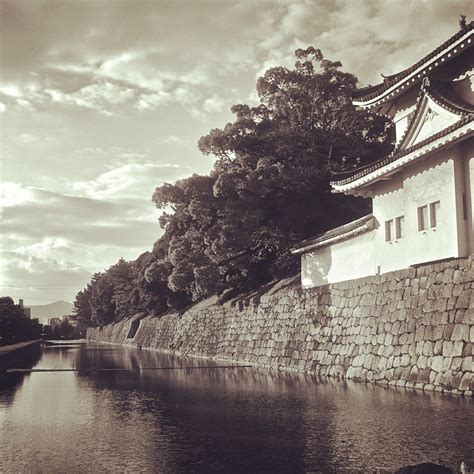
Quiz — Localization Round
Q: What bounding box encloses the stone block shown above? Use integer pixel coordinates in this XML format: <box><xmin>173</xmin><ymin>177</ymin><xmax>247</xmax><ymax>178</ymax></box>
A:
<box><xmin>450</xmin><ymin>357</ymin><xmax>463</xmax><ymax>371</ymax></box>
<box><xmin>440</xmin><ymin>370</ymin><xmax>456</xmax><ymax>389</ymax></box>
<box><xmin>443</xmin><ymin>269</ymin><xmax>454</xmax><ymax>283</ymax></box>
<box><xmin>452</xmin><ymin>341</ymin><xmax>464</xmax><ymax>357</ymax></box>
<box><xmin>462</xmin><ymin>342</ymin><xmax>474</xmax><ymax>357</ymax></box>
<box><xmin>455</xmin><ymin>308</ymin><xmax>473</xmax><ymax>324</ymax></box>
<box><xmin>401</xmin><ymin>366</ymin><xmax>411</xmax><ymax>380</ymax></box>
<box><xmin>461</xmin><ymin>357</ymin><xmax>472</xmax><ymax>372</ymax></box>
<box><xmin>417</xmin><ymin>368</ymin><xmax>431</xmax><ymax>383</ymax></box>
<box><xmin>431</xmin><ymin>355</ymin><xmax>444</xmax><ymax>372</ymax></box>
<box><xmin>422</xmin><ymin>341</ymin><xmax>434</xmax><ymax>356</ymax></box>
<box><xmin>433</xmin><ymin>325</ymin><xmax>445</xmax><ymax>341</ymax></box>
<box><xmin>400</xmin><ymin>354</ymin><xmax>410</xmax><ymax>367</ymax></box>
<box><xmin>443</xmin><ymin>341</ymin><xmax>454</xmax><ymax>357</ymax></box>
<box><xmin>456</xmin><ymin>289</ymin><xmax>471</xmax><ymax>309</ymax></box>
<box><xmin>415</xmin><ymin>341</ymin><xmax>424</xmax><ymax>356</ymax></box>
<box><xmin>459</xmin><ymin>372</ymin><xmax>472</xmax><ymax>391</ymax></box>
<box><xmin>415</xmin><ymin>326</ymin><xmax>425</xmax><ymax>342</ymax></box>
<box><xmin>446</xmin><ymin>297</ymin><xmax>456</xmax><ymax>310</ymax></box>
<box><xmin>453</xmin><ymin>269</ymin><xmax>463</xmax><ymax>284</ymax></box>
<box><xmin>451</xmin><ymin>324</ymin><xmax>469</xmax><ymax>342</ymax></box>
<box><xmin>443</xmin><ymin>324</ymin><xmax>455</xmax><ymax>340</ymax></box>
<box><xmin>409</xmin><ymin>366</ymin><xmax>419</xmax><ymax>383</ymax></box>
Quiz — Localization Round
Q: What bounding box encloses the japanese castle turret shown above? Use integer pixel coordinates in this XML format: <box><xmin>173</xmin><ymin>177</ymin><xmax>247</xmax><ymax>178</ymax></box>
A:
<box><xmin>292</xmin><ymin>22</ymin><xmax>474</xmax><ymax>288</ymax></box>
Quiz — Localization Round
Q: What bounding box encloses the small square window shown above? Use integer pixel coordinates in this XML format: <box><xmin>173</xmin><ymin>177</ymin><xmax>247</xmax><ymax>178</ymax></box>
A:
<box><xmin>418</xmin><ymin>205</ymin><xmax>428</xmax><ymax>231</ymax></box>
<box><xmin>395</xmin><ymin>216</ymin><xmax>404</xmax><ymax>239</ymax></box>
<box><xmin>430</xmin><ymin>201</ymin><xmax>440</xmax><ymax>228</ymax></box>
<box><xmin>385</xmin><ymin>220</ymin><xmax>393</xmax><ymax>242</ymax></box>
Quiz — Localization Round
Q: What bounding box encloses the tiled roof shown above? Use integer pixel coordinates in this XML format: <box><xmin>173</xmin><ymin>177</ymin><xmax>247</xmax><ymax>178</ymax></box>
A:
<box><xmin>395</xmin><ymin>79</ymin><xmax>472</xmax><ymax>152</ymax></box>
<box><xmin>291</xmin><ymin>214</ymin><xmax>375</xmax><ymax>254</ymax></box>
<box><xmin>331</xmin><ymin>113</ymin><xmax>474</xmax><ymax>185</ymax></box>
<box><xmin>424</xmin><ymin>80</ymin><xmax>474</xmax><ymax>115</ymax></box>
<box><xmin>352</xmin><ymin>22</ymin><xmax>474</xmax><ymax>107</ymax></box>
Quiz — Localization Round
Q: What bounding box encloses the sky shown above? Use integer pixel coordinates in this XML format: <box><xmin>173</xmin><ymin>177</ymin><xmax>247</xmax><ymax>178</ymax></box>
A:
<box><xmin>1</xmin><ymin>0</ymin><xmax>473</xmax><ymax>306</ymax></box>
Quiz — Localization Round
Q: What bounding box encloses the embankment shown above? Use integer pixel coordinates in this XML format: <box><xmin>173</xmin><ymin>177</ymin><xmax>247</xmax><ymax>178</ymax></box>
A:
<box><xmin>0</xmin><ymin>340</ymin><xmax>42</xmax><ymax>371</ymax></box>
<box><xmin>87</xmin><ymin>257</ymin><xmax>473</xmax><ymax>396</ymax></box>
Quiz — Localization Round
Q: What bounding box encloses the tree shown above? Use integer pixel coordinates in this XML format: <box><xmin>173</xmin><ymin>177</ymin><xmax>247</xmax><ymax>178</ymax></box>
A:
<box><xmin>56</xmin><ymin>320</ymin><xmax>76</xmax><ymax>339</ymax></box>
<box><xmin>74</xmin><ymin>46</ymin><xmax>393</xmax><ymax>316</ymax></box>
<box><xmin>71</xmin><ymin>273</ymin><xmax>101</xmax><ymax>331</ymax></box>
<box><xmin>108</xmin><ymin>258</ymin><xmax>136</xmax><ymax>321</ymax></box>
<box><xmin>0</xmin><ymin>297</ymin><xmax>42</xmax><ymax>344</ymax></box>
<box><xmin>74</xmin><ymin>259</ymin><xmax>137</xmax><ymax>327</ymax></box>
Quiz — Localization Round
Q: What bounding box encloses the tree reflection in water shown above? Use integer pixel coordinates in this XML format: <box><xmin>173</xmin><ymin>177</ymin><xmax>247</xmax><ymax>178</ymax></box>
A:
<box><xmin>0</xmin><ymin>342</ymin><xmax>472</xmax><ymax>473</ymax></box>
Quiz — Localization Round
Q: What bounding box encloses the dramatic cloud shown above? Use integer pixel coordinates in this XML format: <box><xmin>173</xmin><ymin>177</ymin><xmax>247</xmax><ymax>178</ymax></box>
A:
<box><xmin>72</xmin><ymin>162</ymin><xmax>191</xmax><ymax>199</ymax></box>
<box><xmin>0</xmin><ymin>163</ymin><xmax>189</xmax><ymax>303</ymax></box>
<box><xmin>1</xmin><ymin>0</ymin><xmax>472</xmax><ymax>303</ymax></box>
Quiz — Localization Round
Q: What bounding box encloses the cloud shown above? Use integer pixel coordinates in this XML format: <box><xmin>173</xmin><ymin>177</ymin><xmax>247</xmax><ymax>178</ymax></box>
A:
<box><xmin>0</xmin><ymin>181</ymin><xmax>162</xmax><ymax>302</ymax></box>
<box><xmin>1</xmin><ymin>161</ymin><xmax>193</xmax><ymax>281</ymax></box>
<box><xmin>50</xmin><ymin>80</ymin><xmax>137</xmax><ymax>109</ymax></box>
<box><xmin>203</xmin><ymin>95</ymin><xmax>226</xmax><ymax>114</ymax></box>
<box><xmin>72</xmin><ymin>162</ymin><xmax>192</xmax><ymax>199</ymax></box>
<box><xmin>2</xmin><ymin>0</ymin><xmax>472</xmax><ymax>305</ymax></box>
<box><xmin>159</xmin><ymin>135</ymin><xmax>182</xmax><ymax>145</ymax></box>
<box><xmin>0</xmin><ymin>247</ymin><xmax>92</xmax><ymax>305</ymax></box>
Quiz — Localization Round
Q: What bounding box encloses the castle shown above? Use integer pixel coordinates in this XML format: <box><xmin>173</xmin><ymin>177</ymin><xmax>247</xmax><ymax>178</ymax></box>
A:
<box><xmin>292</xmin><ymin>23</ymin><xmax>474</xmax><ymax>288</ymax></box>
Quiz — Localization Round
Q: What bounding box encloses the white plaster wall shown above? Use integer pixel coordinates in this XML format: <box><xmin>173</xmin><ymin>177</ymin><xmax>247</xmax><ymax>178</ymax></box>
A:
<box><xmin>372</xmin><ymin>147</ymin><xmax>465</xmax><ymax>271</ymax></box>
<box><xmin>301</xmin><ymin>230</ymin><xmax>375</xmax><ymax>288</ymax></box>
<box><xmin>394</xmin><ymin>106</ymin><xmax>415</xmax><ymax>145</ymax></box>
<box><xmin>413</xmin><ymin>111</ymin><xmax>456</xmax><ymax>145</ymax></box>
<box><xmin>389</xmin><ymin>89</ymin><xmax>418</xmax><ymax>144</ymax></box>
<box><xmin>372</xmin><ymin>174</ymin><xmax>406</xmax><ymax>273</ymax></box>
<box><xmin>454</xmin><ymin>150</ymin><xmax>469</xmax><ymax>256</ymax></box>
<box><xmin>402</xmin><ymin>148</ymin><xmax>460</xmax><ymax>265</ymax></box>
<box><xmin>462</xmin><ymin>138</ymin><xmax>474</xmax><ymax>254</ymax></box>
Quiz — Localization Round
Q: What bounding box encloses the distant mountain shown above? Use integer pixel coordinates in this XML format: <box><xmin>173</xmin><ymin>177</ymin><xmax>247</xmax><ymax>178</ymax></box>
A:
<box><xmin>27</xmin><ymin>301</ymin><xmax>73</xmax><ymax>323</ymax></box>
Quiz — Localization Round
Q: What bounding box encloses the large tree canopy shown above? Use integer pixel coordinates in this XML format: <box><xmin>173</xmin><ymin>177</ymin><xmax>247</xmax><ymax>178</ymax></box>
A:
<box><xmin>72</xmin><ymin>259</ymin><xmax>136</xmax><ymax>327</ymax></box>
<box><xmin>75</xmin><ymin>47</ymin><xmax>393</xmax><ymax>322</ymax></box>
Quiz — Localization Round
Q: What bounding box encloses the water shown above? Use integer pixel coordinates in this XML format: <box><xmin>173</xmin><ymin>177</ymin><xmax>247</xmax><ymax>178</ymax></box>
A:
<box><xmin>0</xmin><ymin>341</ymin><xmax>472</xmax><ymax>473</ymax></box>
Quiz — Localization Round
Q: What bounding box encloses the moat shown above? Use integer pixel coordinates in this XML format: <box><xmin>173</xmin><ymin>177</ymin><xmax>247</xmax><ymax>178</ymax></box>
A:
<box><xmin>1</xmin><ymin>341</ymin><xmax>472</xmax><ymax>472</ymax></box>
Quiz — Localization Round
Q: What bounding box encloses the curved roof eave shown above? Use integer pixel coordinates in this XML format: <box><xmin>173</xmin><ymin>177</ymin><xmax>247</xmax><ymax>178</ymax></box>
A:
<box><xmin>291</xmin><ymin>214</ymin><xmax>375</xmax><ymax>255</ymax></box>
<box><xmin>352</xmin><ymin>24</ymin><xmax>474</xmax><ymax>109</ymax></box>
<box><xmin>331</xmin><ymin>115</ymin><xmax>474</xmax><ymax>192</ymax></box>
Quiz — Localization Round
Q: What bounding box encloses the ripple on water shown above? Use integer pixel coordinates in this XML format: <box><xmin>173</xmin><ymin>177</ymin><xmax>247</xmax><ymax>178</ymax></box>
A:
<box><xmin>0</xmin><ymin>342</ymin><xmax>472</xmax><ymax>472</ymax></box>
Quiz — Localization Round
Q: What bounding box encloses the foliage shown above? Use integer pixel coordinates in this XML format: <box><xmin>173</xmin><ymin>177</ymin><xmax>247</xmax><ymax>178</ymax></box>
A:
<box><xmin>50</xmin><ymin>320</ymin><xmax>77</xmax><ymax>339</ymax></box>
<box><xmin>0</xmin><ymin>296</ymin><xmax>43</xmax><ymax>345</ymax></box>
<box><xmin>75</xmin><ymin>47</ymin><xmax>392</xmax><ymax>322</ymax></box>
<box><xmin>71</xmin><ymin>273</ymin><xmax>100</xmax><ymax>331</ymax></box>
<box><xmin>72</xmin><ymin>259</ymin><xmax>136</xmax><ymax>327</ymax></box>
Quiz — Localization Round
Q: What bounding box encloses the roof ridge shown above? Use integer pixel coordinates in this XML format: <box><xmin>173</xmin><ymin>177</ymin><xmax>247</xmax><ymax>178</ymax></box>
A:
<box><xmin>353</xmin><ymin>22</ymin><xmax>474</xmax><ymax>107</ymax></box>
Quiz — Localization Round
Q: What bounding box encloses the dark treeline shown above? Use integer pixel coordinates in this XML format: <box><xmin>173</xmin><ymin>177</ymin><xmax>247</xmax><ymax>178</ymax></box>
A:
<box><xmin>0</xmin><ymin>297</ymin><xmax>43</xmax><ymax>345</ymax></box>
<box><xmin>0</xmin><ymin>297</ymin><xmax>82</xmax><ymax>344</ymax></box>
<box><xmin>72</xmin><ymin>48</ymin><xmax>393</xmax><ymax>328</ymax></box>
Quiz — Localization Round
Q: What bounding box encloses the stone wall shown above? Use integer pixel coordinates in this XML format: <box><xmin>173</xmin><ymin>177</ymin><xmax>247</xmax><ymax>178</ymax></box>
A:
<box><xmin>88</xmin><ymin>256</ymin><xmax>473</xmax><ymax>396</ymax></box>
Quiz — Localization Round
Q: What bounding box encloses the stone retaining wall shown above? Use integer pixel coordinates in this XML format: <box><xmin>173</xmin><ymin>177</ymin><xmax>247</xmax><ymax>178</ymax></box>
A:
<box><xmin>87</xmin><ymin>256</ymin><xmax>473</xmax><ymax>396</ymax></box>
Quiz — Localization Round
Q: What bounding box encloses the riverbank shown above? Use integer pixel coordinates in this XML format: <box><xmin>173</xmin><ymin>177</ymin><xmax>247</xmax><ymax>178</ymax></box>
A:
<box><xmin>0</xmin><ymin>340</ymin><xmax>42</xmax><ymax>370</ymax></box>
<box><xmin>88</xmin><ymin>256</ymin><xmax>473</xmax><ymax>396</ymax></box>
<box><xmin>0</xmin><ymin>340</ymin><xmax>42</xmax><ymax>355</ymax></box>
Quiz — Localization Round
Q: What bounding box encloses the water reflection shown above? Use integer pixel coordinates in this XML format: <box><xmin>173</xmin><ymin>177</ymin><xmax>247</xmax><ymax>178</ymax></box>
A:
<box><xmin>0</xmin><ymin>342</ymin><xmax>42</xmax><ymax>396</ymax></box>
<box><xmin>0</xmin><ymin>342</ymin><xmax>472</xmax><ymax>472</ymax></box>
